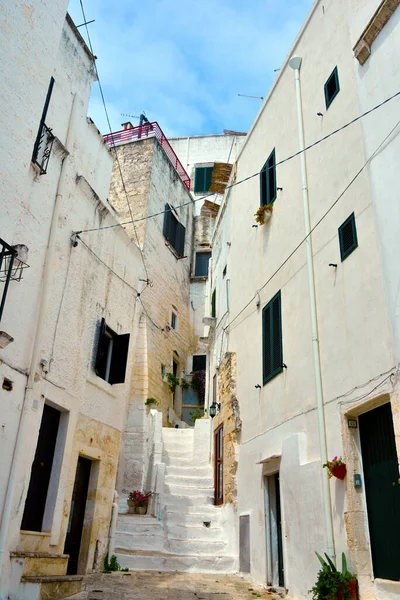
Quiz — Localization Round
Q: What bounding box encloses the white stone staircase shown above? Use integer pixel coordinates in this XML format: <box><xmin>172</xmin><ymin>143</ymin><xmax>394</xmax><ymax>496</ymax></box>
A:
<box><xmin>114</xmin><ymin>424</ymin><xmax>237</xmax><ymax>573</ymax></box>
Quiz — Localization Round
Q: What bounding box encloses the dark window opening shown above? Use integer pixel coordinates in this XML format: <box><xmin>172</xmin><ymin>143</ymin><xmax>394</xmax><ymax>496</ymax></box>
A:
<box><xmin>21</xmin><ymin>404</ymin><xmax>61</xmax><ymax>532</ymax></box>
<box><xmin>324</xmin><ymin>67</ymin><xmax>340</xmax><ymax>109</ymax></box>
<box><xmin>262</xmin><ymin>291</ymin><xmax>283</xmax><ymax>385</ymax></box>
<box><xmin>260</xmin><ymin>149</ymin><xmax>277</xmax><ymax>207</ymax></box>
<box><xmin>163</xmin><ymin>203</ymin><xmax>186</xmax><ymax>257</ymax></box>
<box><xmin>32</xmin><ymin>77</ymin><xmax>55</xmax><ymax>174</ymax></box>
<box><xmin>94</xmin><ymin>318</ymin><xmax>130</xmax><ymax>384</ymax></box>
<box><xmin>193</xmin><ymin>355</ymin><xmax>206</xmax><ymax>372</ymax></box>
<box><xmin>338</xmin><ymin>213</ymin><xmax>358</xmax><ymax>261</ymax></box>
<box><xmin>171</xmin><ymin>312</ymin><xmax>177</xmax><ymax>329</ymax></box>
<box><xmin>194</xmin><ymin>166</ymin><xmax>214</xmax><ymax>193</ymax></box>
<box><xmin>211</xmin><ymin>289</ymin><xmax>216</xmax><ymax>318</ymax></box>
<box><xmin>194</xmin><ymin>251</ymin><xmax>211</xmax><ymax>277</ymax></box>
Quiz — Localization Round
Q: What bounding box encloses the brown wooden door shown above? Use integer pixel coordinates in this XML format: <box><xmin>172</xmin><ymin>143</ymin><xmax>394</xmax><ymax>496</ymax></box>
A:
<box><xmin>214</xmin><ymin>425</ymin><xmax>223</xmax><ymax>505</ymax></box>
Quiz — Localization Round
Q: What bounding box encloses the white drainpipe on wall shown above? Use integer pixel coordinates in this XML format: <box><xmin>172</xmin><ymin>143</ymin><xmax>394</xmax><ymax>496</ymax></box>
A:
<box><xmin>288</xmin><ymin>56</ymin><xmax>336</xmax><ymax>563</ymax></box>
<box><xmin>0</xmin><ymin>93</ymin><xmax>78</xmax><ymax>589</ymax></box>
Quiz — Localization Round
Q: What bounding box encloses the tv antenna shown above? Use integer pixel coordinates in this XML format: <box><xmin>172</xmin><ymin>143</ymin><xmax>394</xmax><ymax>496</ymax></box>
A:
<box><xmin>238</xmin><ymin>94</ymin><xmax>263</xmax><ymax>101</ymax></box>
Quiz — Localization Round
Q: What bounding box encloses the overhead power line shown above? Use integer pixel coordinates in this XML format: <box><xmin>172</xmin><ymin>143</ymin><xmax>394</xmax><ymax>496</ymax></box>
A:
<box><xmin>74</xmin><ymin>89</ymin><xmax>400</xmax><ymax>237</ymax></box>
<box><xmin>223</xmin><ymin>118</ymin><xmax>400</xmax><ymax>334</ymax></box>
<box><xmin>78</xmin><ymin>0</ymin><xmax>150</xmax><ymax>284</ymax></box>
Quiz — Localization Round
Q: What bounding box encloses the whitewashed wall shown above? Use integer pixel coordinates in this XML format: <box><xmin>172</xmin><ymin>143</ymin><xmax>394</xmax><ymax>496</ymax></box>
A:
<box><xmin>208</xmin><ymin>0</ymin><xmax>396</xmax><ymax>598</ymax></box>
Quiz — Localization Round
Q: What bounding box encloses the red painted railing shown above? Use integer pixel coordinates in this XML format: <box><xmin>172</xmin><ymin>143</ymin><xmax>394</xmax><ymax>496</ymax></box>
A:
<box><xmin>103</xmin><ymin>122</ymin><xmax>190</xmax><ymax>190</ymax></box>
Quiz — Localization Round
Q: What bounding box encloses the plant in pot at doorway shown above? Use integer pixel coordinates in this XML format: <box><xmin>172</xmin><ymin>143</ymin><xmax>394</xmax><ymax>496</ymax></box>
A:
<box><xmin>127</xmin><ymin>490</ymin><xmax>141</xmax><ymax>514</ymax></box>
<box><xmin>137</xmin><ymin>492</ymin><xmax>152</xmax><ymax>515</ymax></box>
<box><xmin>310</xmin><ymin>552</ymin><xmax>358</xmax><ymax>600</ymax></box>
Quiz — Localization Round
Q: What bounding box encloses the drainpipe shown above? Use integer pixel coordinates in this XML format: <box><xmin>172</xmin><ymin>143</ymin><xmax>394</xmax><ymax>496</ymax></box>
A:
<box><xmin>0</xmin><ymin>93</ymin><xmax>78</xmax><ymax>587</ymax></box>
<box><xmin>288</xmin><ymin>56</ymin><xmax>335</xmax><ymax>562</ymax></box>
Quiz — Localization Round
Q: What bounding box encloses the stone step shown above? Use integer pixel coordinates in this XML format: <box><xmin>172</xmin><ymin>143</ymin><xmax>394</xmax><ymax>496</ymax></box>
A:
<box><xmin>115</xmin><ymin>549</ymin><xmax>237</xmax><ymax>574</ymax></box>
<box><xmin>167</xmin><ymin>538</ymin><xmax>228</xmax><ymax>556</ymax></box>
<box><xmin>115</xmin><ymin>531</ymin><xmax>165</xmax><ymax>552</ymax></box>
<box><xmin>165</xmin><ymin>465</ymin><xmax>213</xmax><ymax>478</ymax></box>
<box><xmin>164</xmin><ymin>474</ymin><xmax>213</xmax><ymax>488</ymax></box>
<box><xmin>116</xmin><ymin>515</ymin><xmax>162</xmax><ymax>534</ymax></box>
<box><xmin>162</xmin><ymin>428</ymin><xmax>194</xmax><ymax>437</ymax></box>
<box><xmin>163</xmin><ymin>450</ymin><xmax>193</xmax><ymax>461</ymax></box>
<box><xmin>166</xmin><ymin>523</ymin><xmax>224</xmax><ymax>540</ymax></box>
<box><xmin>20</xmin><ymin>575</ymin><xmax>82</xmax><ymax>600</ymax></box>
<box><xmin>165</xmin><ymin>511</ymin><xmax>221</xmax><ymax>528</ymax></box>
<box><xmin>163</xmin><ymin>455</ymin><xmax>195</xmax><ymax>467</ymax></box>
<box><xmin>10</xmin><ymin>552</ymin><xmax>68</xmax><ymax>577</ymax></box>
<box><xmin>162</xmin><ymin>494</ymin><xmax>213</xmax><ymax>507</ymax></box>
<box><xmin>164</xmin><ymin>483</ymin><xmax>214</xmax><ymax>498</ymax></box>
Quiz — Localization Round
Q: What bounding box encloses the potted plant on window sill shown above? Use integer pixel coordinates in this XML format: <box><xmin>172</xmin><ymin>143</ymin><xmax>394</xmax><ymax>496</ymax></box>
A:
<box><xmin>323</xmin><ymin>456</ymin><xmax>347</xmax><ymax>480</ymax></box>
<box><xmin>310</xmin><ymin>552</ymin><xmax>358</xmax><ymax>600</ymax></box>
<box><xmin>255</xmin><ymin>204</ymin><xmax>273</xmax><ymax>225</ymax></box>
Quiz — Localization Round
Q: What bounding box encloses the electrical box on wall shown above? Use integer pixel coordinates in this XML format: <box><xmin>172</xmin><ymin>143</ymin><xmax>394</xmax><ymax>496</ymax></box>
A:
<box><xmin>354</xmin><ymin>474</ymin><xmax>362</xmax><ymax>487</ymax></box>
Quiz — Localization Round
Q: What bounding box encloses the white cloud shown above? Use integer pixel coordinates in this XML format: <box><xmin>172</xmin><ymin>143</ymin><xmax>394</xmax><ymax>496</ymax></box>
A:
<box><xmin>68</xmin><ymin>0</ymin><xmax>313</xmax><ymax>135</ymax></box>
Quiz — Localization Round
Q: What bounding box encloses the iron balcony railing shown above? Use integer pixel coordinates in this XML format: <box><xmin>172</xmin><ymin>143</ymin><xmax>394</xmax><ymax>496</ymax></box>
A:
<box><xmin>103</xmin><ymin>122</ymin><xmax>190</xmax><ymax>190</ymax></box>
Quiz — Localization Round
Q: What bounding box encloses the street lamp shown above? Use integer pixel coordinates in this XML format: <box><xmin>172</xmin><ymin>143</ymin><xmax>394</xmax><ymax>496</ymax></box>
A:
<box><xmin>209</xmin><ymin>401</ymin><xmax>221</xmax><ymax>419</ymax></box>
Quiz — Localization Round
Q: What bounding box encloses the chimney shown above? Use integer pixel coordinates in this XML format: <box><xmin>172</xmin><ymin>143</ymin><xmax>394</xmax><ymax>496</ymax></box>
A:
<box><xmin>121</xmin><ymin>121</ymin><xmax>133</xmax><ymax>130</ymax></box>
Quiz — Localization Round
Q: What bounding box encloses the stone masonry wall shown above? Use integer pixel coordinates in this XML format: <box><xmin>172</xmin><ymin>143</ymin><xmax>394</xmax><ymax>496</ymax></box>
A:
<box><xmin>214</xmin><ymin>352</ymin><xmax>241</xmax><ymax>505</ymax></box>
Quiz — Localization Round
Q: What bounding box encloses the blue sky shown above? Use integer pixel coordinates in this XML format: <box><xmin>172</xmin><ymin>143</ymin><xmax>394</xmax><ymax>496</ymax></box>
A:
<box><xmin>68</xmin><ymin>0</ymin><xmax>314</xmax><ymax>137</ymax></box>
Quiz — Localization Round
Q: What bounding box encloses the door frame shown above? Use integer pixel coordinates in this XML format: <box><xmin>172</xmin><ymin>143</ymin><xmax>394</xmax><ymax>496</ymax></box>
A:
<box><xmin>214</xmin><ymin>424</ymin><xmax>223</xmax><ymax>505</ymax></box>
<box><xmin>343</xmin><ymin>394</ymin><xmax>400</xmax><ymax>589</ymax></box>
<box><xmin>264</xmin><ymin>471</ymin><xmax>285</xmax><ymax>588</ymax></box>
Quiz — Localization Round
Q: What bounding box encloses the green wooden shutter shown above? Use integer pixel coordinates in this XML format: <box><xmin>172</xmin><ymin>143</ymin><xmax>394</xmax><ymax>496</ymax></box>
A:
<box><xmin>211</xmin><ymin>289</ymin><xmax>216</xmax><ymax>318</ymax></box>
<box><xmin>194</xmin><ymin>166</ymin><xmax>214</xmax><ymax>193</ymax></box>
<box><xmin>176</xmin><ymin>222</ymin><xmax>186</xmax><ymax>257</ymax></box>
<box><xmin>263</xmin><ymin>291</ymin><xmax>283</xmax><ymax>384</ymax></box>
<box><xmin>267</xmin><ymin>149</ymin><xmax>277</xmax><ymax>204</ymax></box>
<box><xmin>338</xmin><ymin>213</ymin><xmax>358</xmax><ymax>261</ymax></box>
<box><xmin>324</xmin><ymin>66</ymin><xmax>340</xmax><ymax>109</ymax></box>
<box><xmin>163</xmin><ymin>203</ymin><xmax>172</xmax><ymax>241</ymax></box>
<box><xmin>260</xmin><ymin>163</ymin><xmax>267</xmax><ymax>207</ymax></box>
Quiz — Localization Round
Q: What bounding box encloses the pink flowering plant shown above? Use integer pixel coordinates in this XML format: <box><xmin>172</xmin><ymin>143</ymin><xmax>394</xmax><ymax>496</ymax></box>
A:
<box><xmin>128</xmin><ymin>490</ymin><xmax>152</xmax><ymax>507</ymax></box>
<box><xmin>323</xmin><ymin>456</ymin><xmax>345</xmax><ymax>479</ymax></box>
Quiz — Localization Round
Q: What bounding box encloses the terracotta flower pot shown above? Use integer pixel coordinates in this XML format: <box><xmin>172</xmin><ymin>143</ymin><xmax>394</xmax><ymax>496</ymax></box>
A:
<box><xmin>349</xmin><ymin>578</ymin><xmax>358</xmax><ymax>599</ymax></box>
<box><xmin>331</xmin><ymin>463</ymin><xmax>347</xmax><ymax>480</ymax></box>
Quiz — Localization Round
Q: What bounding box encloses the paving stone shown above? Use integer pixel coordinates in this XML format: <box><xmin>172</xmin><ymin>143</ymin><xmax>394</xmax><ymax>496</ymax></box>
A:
<box><xmin>82</xmin><ymin>572</ymin><xmax>276</xmax><ymax>600</ymax></box>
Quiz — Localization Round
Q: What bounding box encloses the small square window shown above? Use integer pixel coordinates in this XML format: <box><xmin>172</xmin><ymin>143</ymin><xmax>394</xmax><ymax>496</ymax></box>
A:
<box><xmin>194</xmin><ymin>251</ymin><xmax>211</xmax><ymax>277</ymax></box>
<box><xmin>161</xmin><ymin>364</ymin><xmax>166</xmax><ymax>378</ymax></box>
<box><xmin>338</xmin><ymin>213</ymin><xmax>358</xmax><ymax>261</ymax></box>
<box><xmin>171</xmin><ymin>312</ymin><xmax>177</xmax><ymax>329</ymax></box>
<box><xmin>193</xmin><ymin>355</ymin><xmax>206</xmax><ymax>372</ymax></box>
<box><xmin>324</xmin><ymin>67</ymin><xmax>340</xmax><ymax>109</ymax></box>
<box><xmin>194</xmin><ymin>166</ymin><xmax>214</xmax><ymax>193</ymax></box>
<box><xmin>94</xmin><ymin>318</ymin><xmax>130</xmax><ymax>384</ymax></box>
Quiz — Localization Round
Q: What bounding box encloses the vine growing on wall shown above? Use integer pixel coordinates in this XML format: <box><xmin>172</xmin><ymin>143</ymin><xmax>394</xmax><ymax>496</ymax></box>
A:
<box><xmin>191</xmin><ymin>370</ymin><xmax>206</xmax><ymax>405</ymax></box>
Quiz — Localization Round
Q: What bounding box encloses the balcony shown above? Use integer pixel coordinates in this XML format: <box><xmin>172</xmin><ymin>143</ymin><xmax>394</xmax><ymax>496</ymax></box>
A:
<box><xmin>103</xmin><ymin>122</ymin><xmax>190</xmax><ymax>190</ymax></box>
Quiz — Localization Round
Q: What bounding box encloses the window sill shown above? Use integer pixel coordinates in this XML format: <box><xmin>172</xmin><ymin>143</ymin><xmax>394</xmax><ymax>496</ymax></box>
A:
<box><xmin>86</xmin><ymin>371</ymin><xmax>118</xmax><ymax>397</ymax></box>
<box><xmin>263</xmin><ymin>367</ymin><xmax>283</xmax><ymax>386</ymax></box>
<box><xmin>191</xmin><ymin>276</ymin><xmax>208</xmax><ymax>282</ymax></box>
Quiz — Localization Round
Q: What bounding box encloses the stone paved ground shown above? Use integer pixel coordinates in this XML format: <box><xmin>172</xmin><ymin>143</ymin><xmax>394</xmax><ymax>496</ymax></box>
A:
<box><xmin>81</xmin><ymin>571</ymin><xmax>284</xmax><ymax>600</ymax></box>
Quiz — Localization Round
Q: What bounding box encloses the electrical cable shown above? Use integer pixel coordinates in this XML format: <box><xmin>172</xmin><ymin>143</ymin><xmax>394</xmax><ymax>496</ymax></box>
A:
<box><xmin>73</xmin><ymin>89</ymin><xmax>400</xmax><ymax>237</ymax></box>
<box><xmin>78</xmin><ymin>0</ymin><xmax>150</xmax><ymax>285</ymax></box>
<box><xmin>138</xmin><ymin>296</ymin><xmax>165</xmax><ymax>332</ymax></box>
<box><xmin>223</xmin><ymin>118</ymin><xmax>400</xmax><ymax>334</ymax></box>
<box><xmin>77</xmin><ymin>236</ymin><xmax>139</xmax><ymax>295</ymax></box>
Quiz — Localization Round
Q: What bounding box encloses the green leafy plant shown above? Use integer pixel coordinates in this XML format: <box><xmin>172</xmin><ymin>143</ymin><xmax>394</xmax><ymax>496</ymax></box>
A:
<box><xmin>103</xmin><ymin>554</ymin><xmax>121</xmax><ymax>573</ymax></box>
<box><xmin>254</xmin><ymin>203</ymin><xmax>273</xmax><ymax>225</ymax></box>
<box><xmin>309</xmin><ymin>552</ymin><xmax>354</xmax><ymax>600</ymax></box>
<box><xmin>166</xmin><ymin>372</ymin><xmax>180</xmax><ymax>393</ymax></box>
<box><xmin>189</xmin><ymin>407</ymin><xmax>204</xmax><ymax>424</ymax></box>
<box><xmin>180</xmin><ymin>378</ymin><xmax>190</xmax><ymax>390</ymax></box>
<box><xmin>145</xmin><ymin>397</ymin><xmax>158</xmax><ymax>406</ymax></box>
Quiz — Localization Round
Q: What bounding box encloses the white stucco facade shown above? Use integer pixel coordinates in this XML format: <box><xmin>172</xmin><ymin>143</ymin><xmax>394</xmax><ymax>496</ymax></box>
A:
<box><xmin>207</xmin><ymin>1</ymin><xmax>400</xmax><ymax>599</ymax></box>
<box><xmin>0</xmin><ymin>10</ymin><xmax>144</xmax><ymax>599</ymax></box>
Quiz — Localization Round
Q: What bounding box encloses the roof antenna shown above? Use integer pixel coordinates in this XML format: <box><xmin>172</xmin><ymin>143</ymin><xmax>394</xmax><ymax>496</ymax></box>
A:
<box><xmin>238</xmin><ymin>94</ymin><xmax>264</xmax><ymax>101</ymax></box>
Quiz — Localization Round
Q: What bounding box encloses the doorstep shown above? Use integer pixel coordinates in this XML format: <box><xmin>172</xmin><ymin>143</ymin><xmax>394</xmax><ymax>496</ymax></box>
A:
<box><xmin>374</xmin><ymin>578</ymin><xmax>400</xmax><ymax>600</ymax></box>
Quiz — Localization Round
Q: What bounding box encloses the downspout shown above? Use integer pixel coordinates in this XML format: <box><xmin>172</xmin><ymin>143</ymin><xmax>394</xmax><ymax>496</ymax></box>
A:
<box><xmin>0</xmin><ymin>92</ymin><xmax>78</xmax><ymax>586</ymax></box>
<box><xmin>288</xmin><ymin>56</ymin><xmax>335</xmax><ymax>562</ymax></box>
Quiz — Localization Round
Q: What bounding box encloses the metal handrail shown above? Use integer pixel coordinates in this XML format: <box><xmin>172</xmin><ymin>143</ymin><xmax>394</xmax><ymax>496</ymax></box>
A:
<box><xmin>103</xmin><ymin>122</ymin><xmax>191</xmax><ymax>190</ymax></box>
